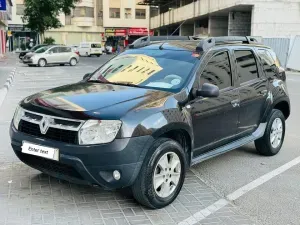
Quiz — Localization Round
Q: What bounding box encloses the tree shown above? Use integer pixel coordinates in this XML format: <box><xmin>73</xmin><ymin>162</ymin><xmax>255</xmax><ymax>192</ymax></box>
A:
<box><xmin>22</xmin><ymin>0</ymin><xmax>79</xmax><ymax>42</ymax></box>
<box><xmin>44</xmin><ymin>37</ymin><xmax>55</xmax><ymax>45</ymax></box>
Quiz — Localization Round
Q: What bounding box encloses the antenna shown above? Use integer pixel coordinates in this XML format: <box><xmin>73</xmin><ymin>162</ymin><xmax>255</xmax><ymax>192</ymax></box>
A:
<box><xmin>159</xmin><ymin>19</ymin><xmax>188</xmax><ymax>50</ymax></box>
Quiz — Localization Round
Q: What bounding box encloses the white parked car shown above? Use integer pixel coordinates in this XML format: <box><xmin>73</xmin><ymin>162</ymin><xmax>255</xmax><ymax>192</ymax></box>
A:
<box><xmin>22</xmin><ymin>46</ymin><xmax>79</xmax><ymax>67</ymax></box>
<box><xmin>79</xmin><ymin>42</ymin><xmax>103</xmax><ymax>57</ymax></box>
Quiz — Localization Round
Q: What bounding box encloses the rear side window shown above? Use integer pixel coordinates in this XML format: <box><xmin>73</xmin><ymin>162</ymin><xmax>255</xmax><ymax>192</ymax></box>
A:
<box><xmin>257</xmin><ymin>49</ymin><xmax>276</xmax><ymax>77</ymax></box>
<box><xmin>200</xmin><ymin>51</ymin><xmax>232</xmax><ymax>90</ymax></box>
<box><xmin>234</xmin><ymin>50</ymin><xmax>258</xmax><ymax>84</ymax></box>
<box><xmin>91</xmin><ymin>44</ymin><xmax>101</xmax><ymax>48</ymax></box>
<box><xmin>60</xmin><ymin>47</ymin><xmax>72</xmax><ymax>53</ymax></box>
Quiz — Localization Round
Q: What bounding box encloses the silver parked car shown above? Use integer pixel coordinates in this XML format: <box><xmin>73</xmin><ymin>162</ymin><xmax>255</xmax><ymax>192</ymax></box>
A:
<box><xmin>22</xmin><ymin>46</ymin><xmax>79</xmax><ymax>67</ymax></box>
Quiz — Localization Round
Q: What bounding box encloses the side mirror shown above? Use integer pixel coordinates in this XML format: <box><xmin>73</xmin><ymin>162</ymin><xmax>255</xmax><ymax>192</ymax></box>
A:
<box><xmin>195</xmin><ymin>83</ymin><xmax>220</xmax><ymax>98</ymax></box>
<box><xmin>83</xmin><ymin>73</ymin><xmax>91</xmax><ymax>80</ymax></box>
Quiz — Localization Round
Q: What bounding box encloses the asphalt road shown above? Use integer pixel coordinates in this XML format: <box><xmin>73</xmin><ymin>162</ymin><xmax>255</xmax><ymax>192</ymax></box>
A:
<box><xmin>0</xmin><ymin>54</ymin><xmax>299</xmax><ymax>225</ymax></box>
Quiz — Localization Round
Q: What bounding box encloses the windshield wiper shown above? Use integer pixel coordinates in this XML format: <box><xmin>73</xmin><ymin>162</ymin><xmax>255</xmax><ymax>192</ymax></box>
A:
<box><xmin>87</xmin><ymin>80</ymin><xmax>107</xmax><ymax>84</ymax></box>
<box><xmin>108</xmin><ymin>82</ymin><xmax>142</xmax><ymax>88</ymax></box>
<box><xmin>87</xmin><ymin>80</ymin><xmax>142</xmax><ymax>88</ymax></box>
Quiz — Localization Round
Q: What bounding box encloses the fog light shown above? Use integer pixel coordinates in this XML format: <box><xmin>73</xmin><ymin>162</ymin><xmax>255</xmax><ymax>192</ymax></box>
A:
<box><xmin>113</xmin><ymin>170</ymin><xmax>121</xmax><ymax>181</ymax></box>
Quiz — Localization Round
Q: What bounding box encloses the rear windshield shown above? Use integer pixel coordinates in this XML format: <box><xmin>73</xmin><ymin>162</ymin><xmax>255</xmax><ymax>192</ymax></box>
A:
<box><xmin>89</xmin><ymin>49</ymin><xmax>199</xmax><ymax>92</ymax></box>
<box><xmin>91</xmin><ymin>44</ymin><xmax>101</xmax><ymax>48</ymax></box>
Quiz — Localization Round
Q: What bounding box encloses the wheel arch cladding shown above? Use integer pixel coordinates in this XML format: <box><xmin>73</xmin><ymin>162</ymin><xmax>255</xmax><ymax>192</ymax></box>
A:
<box><xmin>273</xmin><ymin>101</ymin><xmax>290</xmax><ymax>119</ymax></box>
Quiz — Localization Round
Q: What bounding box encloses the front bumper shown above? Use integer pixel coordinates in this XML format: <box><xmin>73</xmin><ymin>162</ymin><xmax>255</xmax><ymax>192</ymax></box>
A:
<box><xmin>10</xmin><ymin>124</ymin><xmax>154</xmax><ymax>189</ymax></box>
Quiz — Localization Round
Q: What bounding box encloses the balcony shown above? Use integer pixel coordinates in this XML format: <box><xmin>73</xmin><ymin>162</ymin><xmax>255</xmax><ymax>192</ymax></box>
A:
<box><xmin>72</xmin><ymin>17</ymin><xmax>94</xmax><ymax>27</ymax></box>
<box><xmin>76</xmin><ymin>0</ymin><xmax>94</xmax><ymax>8</ymax></box>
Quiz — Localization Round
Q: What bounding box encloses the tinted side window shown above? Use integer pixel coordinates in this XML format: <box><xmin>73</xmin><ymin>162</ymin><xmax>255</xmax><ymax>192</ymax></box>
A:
<box><xmin>200</xmin><ymin>51</ymin><xmax>232</xmax><ymax>90</ymax></box>
<box><xmin>257</xmin><ymin>49</ymin><xmax>275</xmax><ymax>77</ymax></box>
<box><xmin>267</xmin><ymin>49</ymin><xmax>281</xmax><ymax>67</ymax></box>
<box><xmin>60</xmin><ymin>47</ymin><xmax>71</xmax><ymax>53</ymax></box>
<box><xmin>51</xmin><ymin>47</ymin><xmax>60</xmax><ymax>53</ymax></box>
<box><xmin>234</xmin><ymin>50</ymin><xmax>258</xmax><ymax>84</ymax></box>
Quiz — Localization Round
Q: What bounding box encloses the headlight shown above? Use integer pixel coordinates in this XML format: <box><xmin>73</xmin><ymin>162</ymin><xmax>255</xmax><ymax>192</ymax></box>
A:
<box><xmin>13</xmin><ymin>106</ymin><xmax>24</xmax><ymax>130</ymax></box>
<box><xmin>78</xmin><ymin>120</ymin><xmax>122</xmax><ymax>145</ymax></box>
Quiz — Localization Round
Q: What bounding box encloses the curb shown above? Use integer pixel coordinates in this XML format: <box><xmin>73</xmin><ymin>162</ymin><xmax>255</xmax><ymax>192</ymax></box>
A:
<box><xmin>0</xmin><ymin>68</ymin><xmax>17</xmax><ymax>109</ymax></box>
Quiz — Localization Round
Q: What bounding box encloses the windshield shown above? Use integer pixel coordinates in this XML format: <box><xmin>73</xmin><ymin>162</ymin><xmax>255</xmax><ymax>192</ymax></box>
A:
<box><xmin>32</xmin><ymin>45</ymin><xmax>44</xmax><ymax>51</ymax></box>
<box><xmin>35</xmin><ymin>46</ymin><xmax>50</xmax><ymax>53</ymax></box>
<box><xmin>88</xmin><ymin>49</ymin><xmax>198</xmax><ymax>92</ymax></box>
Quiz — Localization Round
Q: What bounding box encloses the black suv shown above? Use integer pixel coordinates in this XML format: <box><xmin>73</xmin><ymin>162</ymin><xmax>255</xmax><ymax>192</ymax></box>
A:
<box><xmin>10</xmin><ymin>36</ymin><xmax>290</xmax><ymax>209</ymax></box>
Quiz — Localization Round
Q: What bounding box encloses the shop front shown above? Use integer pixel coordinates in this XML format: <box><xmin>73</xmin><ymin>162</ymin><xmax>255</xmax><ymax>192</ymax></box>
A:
<box><xmin>127</xmin><ymin>27</ymin><xmax>154</xmax><ymax>45</ymax></box>
<box><xmin>105</xmin><ymin>28</ymin><xmax>127</xmax><ymax>52</ymax></box>
<box><xmin>7</xmin><ymin>24</ymin><xmax>38</xmax><ymax>52</ymax></box>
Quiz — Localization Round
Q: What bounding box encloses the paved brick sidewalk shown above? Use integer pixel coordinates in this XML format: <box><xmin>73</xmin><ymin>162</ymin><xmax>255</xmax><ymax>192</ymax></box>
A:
<box><xmin>0</xmin><ymin>63</ymin><xmax>257</xmax><ymax>225</ymax></box>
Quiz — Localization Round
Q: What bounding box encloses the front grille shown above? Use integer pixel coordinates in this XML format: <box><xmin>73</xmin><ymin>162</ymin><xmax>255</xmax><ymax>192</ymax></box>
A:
<box><xmin>19</xmin><ymin>120</ymin><xmax>78</xmax><ymax>144</ymax></box>
<box><xmin>16</xmin><ymin>151</ymin><xmax>82</xmax><ymax>180</ymax></box>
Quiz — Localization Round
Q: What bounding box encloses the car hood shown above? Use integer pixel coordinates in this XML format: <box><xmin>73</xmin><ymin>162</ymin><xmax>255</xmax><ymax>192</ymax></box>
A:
<box><xmin>21</xmin><ymin>82</ymin><xmax>173</xmax><ymax>114</ymax></box>
<box><xmin>25</xmin><ymin>52</ymin><xmax>36</xmax><ymax>57</ymax></box>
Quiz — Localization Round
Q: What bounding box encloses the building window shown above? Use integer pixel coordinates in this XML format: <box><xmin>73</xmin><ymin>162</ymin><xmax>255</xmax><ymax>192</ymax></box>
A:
<box><xmin>65</xmin><ymin>13</ymin><xmax>72</xmax><ymax>25</ymax></box>
<box><xmin>16</xmin><ymin>4</ymin><xmax>25</xmax><ymax>15</ymax></box>
<box><xmin>135</xmin><ymin>9</ymin><xmax>146</xmax><ymax>19</ymax></box>
<box><xmin>110</xmin><ymin>8</ymin><xmax>120</xmax><ymax>18</ymax></box>
<box><xmin>74</xmin><ymin>7</ymin><xmax>94</xmax><ymax>18</ymax></box>
<box><xmin>125</xmin><ymin>8</ymin><xmax>132</xmax><ymax>19</ymax></box>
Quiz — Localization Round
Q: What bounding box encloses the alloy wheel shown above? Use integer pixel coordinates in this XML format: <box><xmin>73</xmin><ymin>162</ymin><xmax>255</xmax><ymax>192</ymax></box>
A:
<box><xmin>153</xmin><ymin>152</ymin><xmax>181</xmax><ymax>198</ymax></box>
<box><xmin>270</xmin><ymin>118</ymin><xmax>283</xmax><ymax>148</ymax></box>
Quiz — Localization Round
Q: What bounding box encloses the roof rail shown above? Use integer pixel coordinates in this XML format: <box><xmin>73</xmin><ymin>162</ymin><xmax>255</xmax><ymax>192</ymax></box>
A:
<box><xmin>128</xmin><ymin>36</ymin><xmax>196</xmax><ymax>49</ymax></box>
<box><xmin>196</xmin><ymin>36</ymin><xmax>259</xmax><ymax>52</ymax></box>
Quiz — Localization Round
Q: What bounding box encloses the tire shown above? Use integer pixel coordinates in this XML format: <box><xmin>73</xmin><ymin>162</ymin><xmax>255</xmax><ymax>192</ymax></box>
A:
<box><xmin>97</xmin><ymin>55</ymin><xmax>100</xmax><ymax>57</ymax></box>
<box><xmin>255</xmin><ymin>109</ymin><xmax>285</xmax><ymax>156</ymax></box>
<box><xmin>131</xmin><ymin>138</ymin><xmax>186</xmax><ymax>209</ymax></box>
<box><xmin>70</xmin><ymin>58</ymin><xmax>77</xmax><ymax>66</ymax></box>
<box><xmin>38</xmin><ymin>59</ymin><xmax>47</xmax><ymax>67</ymax></box>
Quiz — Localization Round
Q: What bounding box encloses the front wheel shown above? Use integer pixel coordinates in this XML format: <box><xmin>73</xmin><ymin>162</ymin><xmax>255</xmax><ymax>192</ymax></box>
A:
<box><xmin>38</xmin><ymin>59</ymin><xmax>47</xmax><ymax>67</ymax></box>
<box><xmin>255</xmin><ymin>109</ymin><xmax>285</xmax><ymax>156</ymax></box>
<box><xmin>131</xmin><ymin>138</ymin><xmax>186</xmax><ymax>209</ymax></box>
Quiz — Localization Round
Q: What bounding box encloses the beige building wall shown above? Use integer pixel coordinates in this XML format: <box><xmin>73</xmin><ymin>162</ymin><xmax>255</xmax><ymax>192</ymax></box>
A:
<box><xmin>9</xmin><ymin>0</ymin><xmax>150</xmax><ymax>46</ymax></box>
<box><xmin>103</xmin><ymin>0</ymin><xmax>149</xmax><ymax>28</ymax></box>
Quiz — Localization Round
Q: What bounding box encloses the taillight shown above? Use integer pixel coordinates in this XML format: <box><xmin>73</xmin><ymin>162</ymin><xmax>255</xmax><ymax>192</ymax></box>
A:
<box><xmin>75</xmin><ymin>51</ymin><xmax>79</xmax><ymax>56</ymax></box>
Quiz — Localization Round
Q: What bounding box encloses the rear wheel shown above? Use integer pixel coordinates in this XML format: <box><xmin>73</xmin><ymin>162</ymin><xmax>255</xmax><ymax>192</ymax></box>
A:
<box><xmin>97</xmin><ymin>55</ymin><xmax>100</xmax><ymax>57</ymax></box>
<box><xmin>255</xmin><ymin>109</ymin><xmax>285</xmax><ymax>156</ymax></box>
<box><xmin>131</xmin><ymin>138</ymin><xmax>186</xmax><ymax>209</ymax></box>
<box><xmin>70</xmin><ymin>58</ymin><xmax>77</xmax><ymax>66</ymax></box>
<box><xmin>38</xmin><ymin>59</ymin><xmax>46</xmax><ymax>67</ymax></box>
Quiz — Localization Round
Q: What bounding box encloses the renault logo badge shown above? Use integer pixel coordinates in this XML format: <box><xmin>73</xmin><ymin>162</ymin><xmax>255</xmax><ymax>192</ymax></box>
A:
<box><xmin>39</xmin><ymin>117</ymin><xmax>52</xmax><ymax>134</ymax></box>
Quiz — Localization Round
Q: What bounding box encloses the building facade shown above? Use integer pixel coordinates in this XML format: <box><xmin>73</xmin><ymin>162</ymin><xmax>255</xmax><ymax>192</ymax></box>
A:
<box><xmin>8</xmin><ymin>0</ymin><xmax>150</xmax><ymax>50</ymax></box>
<box><xmin>147</xmin><ymin>0</ymin><xmax>300</xmax><ymax>38</ymax></box>
<box><xmin>0</xmin><ymin>0</ymin><xmax>12</xmax><ymax>56</ymax></box>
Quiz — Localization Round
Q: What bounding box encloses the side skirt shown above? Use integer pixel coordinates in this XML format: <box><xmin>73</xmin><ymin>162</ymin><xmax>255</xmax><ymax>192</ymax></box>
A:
<box><xmin>191</xmin><ymin>123</ymin><xmax>267</xmax><ymax>166</ymax></box>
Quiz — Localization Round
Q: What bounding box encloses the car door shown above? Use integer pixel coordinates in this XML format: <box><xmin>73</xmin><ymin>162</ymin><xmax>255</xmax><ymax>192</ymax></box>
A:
<box><xmin>189</xmin><ymin>49</ymin><xmax>240</xmax><ymax>157</ymax></box>
<box><xmin>233</xmin><ymin>49</ymin><xmax>268</xmax><ymax>137</ymax></box>
<box><xmin>46</xmin><ymin>47</ymin><xmax>60</xmax><ymax>63</ymax></box>
<box><xmin>60</xmin><ymin>47</ymin><xmax>71</xmax><ymax>62</ymax></box>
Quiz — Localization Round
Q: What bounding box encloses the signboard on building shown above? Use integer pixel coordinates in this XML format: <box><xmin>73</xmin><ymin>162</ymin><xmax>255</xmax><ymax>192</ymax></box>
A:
<box><xmin>0</xmin><ymin>0</ymin><xmax>6</xmax><ymax>11</ymax></box>
<box><xmin>128</xmin><ymin>28</ymin><xmax>154</xmax><ymax>36</ymax></box>
<box><xmin>7</xmin><ymin>30</ymin><xmax>11</xmax><ymax>36</ymax></box>
<box><xmin>8</xmin><ymin>24</ymin><xmax>31</xmax><ymax>32</ymax></box>
<box><xmin>105</xmin><ymin>28</ymin><xmax>127</xmax><ymax>37</ymax></box>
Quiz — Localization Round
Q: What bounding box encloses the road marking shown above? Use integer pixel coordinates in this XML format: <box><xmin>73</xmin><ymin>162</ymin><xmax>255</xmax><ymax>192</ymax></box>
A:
<box><xmin>179</xmin><ymin>156</ymin><xmax>300</xmax><ymax>225</ymax></box>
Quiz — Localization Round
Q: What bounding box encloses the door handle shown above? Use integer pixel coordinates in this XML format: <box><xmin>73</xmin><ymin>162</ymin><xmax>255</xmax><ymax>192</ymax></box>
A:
<box><xmin>231</xmin><ymin>99</ymin><xmax>240</xmax><ymax>108</ymax></box>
